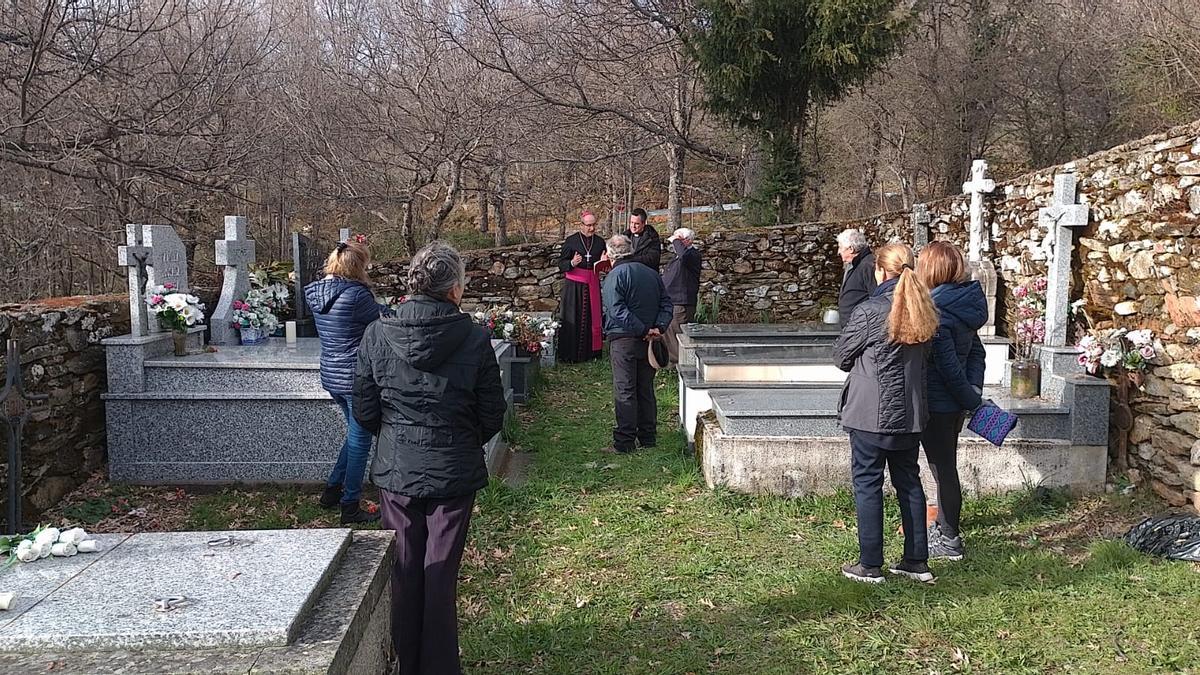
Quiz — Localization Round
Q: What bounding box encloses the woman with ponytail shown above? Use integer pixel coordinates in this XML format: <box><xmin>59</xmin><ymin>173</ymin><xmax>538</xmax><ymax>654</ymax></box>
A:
<box><xmin>833</xmin><ymin>243</ymin><xmax>940</xmax><ymax>584</ymax></box>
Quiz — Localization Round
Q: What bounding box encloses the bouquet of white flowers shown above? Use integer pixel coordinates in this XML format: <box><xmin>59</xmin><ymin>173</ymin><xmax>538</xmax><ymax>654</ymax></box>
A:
<box><xmin>231</xmin><ymin>288</ymin><xmax>282</xmax><ymax>336</ymax></box>
<box><xmin>146</xmin><ymin>284</ymin><xmax>206</xmax><ymax>332</ymax></box>
<box><xmin>2</xmin><ymin>525</ymin><xmax>102</xmax><ymax>569</ymax></box>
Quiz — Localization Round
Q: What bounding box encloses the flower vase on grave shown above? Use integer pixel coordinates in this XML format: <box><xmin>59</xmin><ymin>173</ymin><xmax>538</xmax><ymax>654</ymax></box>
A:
<box><xmin>1010</xmin><ymin>359</ymin><xmax>1041</xmax><ymax>399</ymax></box>
<box><xmin>172</xmin><ymin>331</ymin><xmax>188</xmax><ymax>357</ymax></box>
<box><xmin>240</xmin><ymin>326</ymin><xmax>267</xmax><ymax>346</ymax></box>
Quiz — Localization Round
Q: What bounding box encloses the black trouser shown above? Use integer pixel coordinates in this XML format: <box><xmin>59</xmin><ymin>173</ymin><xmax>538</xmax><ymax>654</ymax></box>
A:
<box><xmin>665</xmin><ymin>304</ymin><xmax>695</xmax><ymax>365</ymax></box>
<box><xmin>610</xmin><ymin>336</ymin><xmax>657</xmax><ymax>451</ymax></box>
<box><xmin>849</xmin><ymin>431</ymin><xmax>928</xmax><ymax>568</ymax></box>
<box><xmin>922</xmin><ymin>412</ymin><xmax>966</xmax><ymax>539</ymax></box>
<box><xmin>380</xmin><ymin>490</ymin><xmax>476</xmax><ymax>675</ymax></box>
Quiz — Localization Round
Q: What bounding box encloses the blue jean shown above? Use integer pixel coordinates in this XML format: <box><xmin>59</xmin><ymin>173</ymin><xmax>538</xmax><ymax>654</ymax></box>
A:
<box><xmin>328</xmin><ymin>393</ymin><xmax>374</xmax><ymax>504</ymax></box>
<box><xmin>849</xmin><ymin>430</ymin><xmax>928</xmax><ymax>568</ymax></box>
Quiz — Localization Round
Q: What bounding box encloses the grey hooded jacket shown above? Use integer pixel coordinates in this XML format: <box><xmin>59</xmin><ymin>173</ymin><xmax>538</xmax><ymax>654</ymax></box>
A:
<box><xmin>833</xmin><ymin>278</ymin><xmax>931</xmax><ymax>435</ymax></box>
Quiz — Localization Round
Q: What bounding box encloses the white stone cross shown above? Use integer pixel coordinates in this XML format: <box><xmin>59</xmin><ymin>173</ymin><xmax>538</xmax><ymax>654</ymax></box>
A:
<box><xmin>117</xmin><ymin>224</ymin><xmax>153</xmax><ymax>337</ymax></box>
<box><xmin>1040</xmin><ymin>172</ymin><xmax>1090</xmax><ymax>347</ymax></box>
<box><xmin>962</xmin><ymin>159</ymin><xmax>996</xmax><ymax>263</ymax></box>
<box><xmin>209</xmin><ymin>216</ymin><xmax>257</xmax><ymax>346</ymax></box>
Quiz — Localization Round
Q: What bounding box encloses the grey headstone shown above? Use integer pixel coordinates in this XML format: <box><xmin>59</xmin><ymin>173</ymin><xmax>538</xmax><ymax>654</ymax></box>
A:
<box><xmin>209</xmin><ymin>216</ymin><xmax>257</xmax><ymax>346</ymax></box>
<box><xmin>339</xmin><ymin>228</ymin><xmax>351</xmax><ymax>243</ymax></box>
<box><xmin>1040</xmin><ymin>171</ymin><xmax>1090</xmax><ymax>347</ymax></box>
<box><xmin>961</xmin><ymin>159</ymin><xmax>996</xmax><ymax>263</ymax></box>
<box><xmin>292</xmin><ymin>232</ymin><xmax>327</xmax><ymax>321</ymax></box>
<box><xmin>911</xmin><ymin>203</ymin><xmax>931</xmax><ymax>252</ymax></box>
<box><xmin>142</xmin><ymin>225</ymin><xmax>190</xmax><ymax>334</ymax></box>
<box><xmin>117</xmin><ymin>224</ymin><xmax>152</xmax><ymax>337</ymax></box>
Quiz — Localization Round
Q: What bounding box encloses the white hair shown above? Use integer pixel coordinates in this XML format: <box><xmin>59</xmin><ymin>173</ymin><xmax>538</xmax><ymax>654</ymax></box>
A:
<box><xmin>836</xmin><ymin>229</ymin><xmax>868</xmax><ymax>252</ymax></box>
<box><xmin>673</xmin><ymin>227</ymin><xmax>697</xmax><ymax>242</ymax></box>
<box><xmin>607</xmin><ymin>234</ymin><xmax>633</xmax><ymax>260</ymax></box>
<box><xmin>408</xmin><ymin>241</ymin><xmax>465</xmax><ymax>299</ymax></box>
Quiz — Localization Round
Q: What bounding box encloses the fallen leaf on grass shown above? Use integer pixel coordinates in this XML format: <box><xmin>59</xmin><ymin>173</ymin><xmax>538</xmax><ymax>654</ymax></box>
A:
<box><xmin>575</xmin><ymin>596</ymin><xmax>591</xmax><ymax>608</ymax></box>
<box><xmin>698</xmin><ymin>598</ymin><xmax>715</xmax><ymax>609</ymax></box>
<box><xmin>832</xmin><ymin>519</ymin><xmax>846</xmax><ymax>529</ymax></box>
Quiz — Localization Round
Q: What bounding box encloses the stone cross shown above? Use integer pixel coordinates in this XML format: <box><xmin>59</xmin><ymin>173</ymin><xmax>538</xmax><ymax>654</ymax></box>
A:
<box><xmin>117</xmin><ymin>224</ymin><xmax>153</xmax><ymax>337</ymax></box>
<box><xmin>1040</xmin><ymin>172</ymin><xmax>1090</xmax><ymax>347</ymax></box>
<box><xmin>962</xmin><ymin>159</ymin><xmax>996</xmax><ymax>263</ymax></box>
<box><xmin>142</xmin><ymin>225</ymin><xmax>190</xmax><ymax>334</ymax></box>
<box><xmin>911</xmin><ymin>203</ymin><xmax>931</xmax><ymax>252</ymax></box>
<box><xmin>209</xmin><ymin>216</ymin><xmax>257</xmax><ymax>346</ymax></box>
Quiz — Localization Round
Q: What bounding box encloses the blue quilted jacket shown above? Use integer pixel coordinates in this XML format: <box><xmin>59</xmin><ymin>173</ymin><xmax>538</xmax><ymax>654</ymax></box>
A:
<box><xmin>305</xmin><ymin>277</ymin><xmax>385</xmax><ymax>395</ymax></box>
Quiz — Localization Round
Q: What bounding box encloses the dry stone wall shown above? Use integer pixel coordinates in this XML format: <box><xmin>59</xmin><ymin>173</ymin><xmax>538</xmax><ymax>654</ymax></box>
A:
<box><xmin>0</xmin><ymin>296</ymin><xmax>128</xmax><ymax>527</ymax></box>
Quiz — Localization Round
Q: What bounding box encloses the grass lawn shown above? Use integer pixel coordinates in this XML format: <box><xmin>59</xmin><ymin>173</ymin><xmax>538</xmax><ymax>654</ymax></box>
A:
<box><xmin>46</xmin><ymin>359</ymin><xmax>1200</xmax><ymax>673</ymax></box>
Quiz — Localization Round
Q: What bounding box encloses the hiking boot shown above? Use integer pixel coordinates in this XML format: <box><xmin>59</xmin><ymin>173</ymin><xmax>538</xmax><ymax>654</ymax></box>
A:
<box><xmin>841</xmin><ymin>562</ymin><xmax>885</xmax><ymax>584</ymax></box>
<box><xmin>887</xmin><ymin>559</ymin><xmax>936</xmax><ymax>583</ymax></box>
<box><xmin>340</xmin><ymin>501</ymin><xmax>381</xmax><ymax>525</ymax></box>
<box><xmin>319</xmin><ymin>485</ymin><xmax>343</xmax><ymax>509</ymax></box>
<box><xmin>929</xmin><ymin>533</ymin><xmax>965</xmax><ymax>561</ymax></box>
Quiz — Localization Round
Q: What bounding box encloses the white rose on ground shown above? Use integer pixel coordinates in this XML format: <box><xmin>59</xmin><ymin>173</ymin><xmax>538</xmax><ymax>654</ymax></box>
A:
<box><xmin>15</xmin><ymin>540</ymin><xmax>37</xmax><ymax>562</ymax></box>
<box><xmin>77</xmin><ymin>540</ymin><xmax>102</xmax><ymax>554</ymax></box>
<box><xmin>0</xmin><ymin>592</ymin><xmax>14</xmax><ymax>610</ymax></box>
<box><xmin>32</xmin><ymin>541</ymin><xmax>52</xmax><ymax>559</ymax></box>
<box><xmin>34</xmin><ymin>528</ymin><xmax>60</xmax><ymax>547</ymax></box>
<box><xmin>58</xmin><ymin>528</ymin><xmax>89</xmax><ymax>545</ymax></box>
<box><xmin>50</xmin><ymin>542</ymin><xmax>77</xmax><ymax>557</ymax></box>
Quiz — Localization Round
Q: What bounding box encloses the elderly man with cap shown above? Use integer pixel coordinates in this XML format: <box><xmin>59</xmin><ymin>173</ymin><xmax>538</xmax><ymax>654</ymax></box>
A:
<box><xmin>601</xmin><ymin>234</ymin><xmax>673</xmax><ymax>453</ymax></box>
<box><xmin>662</xmin><ymin>227</ymin><xmax>702</xmax><ymax>365</ymax></box>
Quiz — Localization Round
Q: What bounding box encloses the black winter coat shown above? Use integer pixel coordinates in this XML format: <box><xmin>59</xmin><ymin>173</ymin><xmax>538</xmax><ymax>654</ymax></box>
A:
<box><xmin>623</xmin><ymin>226</ymin><xmax>662</xmax><ymax>271</ymax></box>
<box><xmin>838</xmin><ymin>250</ymin><xmax>877</xmax><ymax>327</ymax></box>
<box><xmin>353</xmin><ymin>296</ymin><xmax>507</xmax><ymax>498</ymax></box>
<box><xmin>305</xmin><ymin>277</ymin><xmax>385</xmax><ymax>395</ymax></box>
<box><xmin>927</xmin><ymin>281</ymin><xmax>988</xmax><ymax>413</ymax></box>
<box><xmin>662</xmin><ymin>239</ymin><xmax>702</xmax><ymax>307</ymax></box>
<box><xmin>833</xmin><ymin>278</ymin><xmax>931</xmax><ymax>435</ymax></box>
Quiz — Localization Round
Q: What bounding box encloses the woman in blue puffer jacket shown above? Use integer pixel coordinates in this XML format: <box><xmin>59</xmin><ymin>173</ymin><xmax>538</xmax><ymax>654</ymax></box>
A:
<box><xmin>916</xmin><ymin>241</ymin><xmax>987</xmax><ymax>561</ymax></box>
<box><xmin>305</xmin><ymin>238</ymin><xmax>387</xmax><ymax>524</ymax></box>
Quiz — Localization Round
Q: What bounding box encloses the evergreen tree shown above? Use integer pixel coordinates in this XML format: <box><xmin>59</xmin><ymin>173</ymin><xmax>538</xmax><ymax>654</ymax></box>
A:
<box><xmin>689</xmin><ymin>0</ymin><xmax>913</xmax><ymax>223</ymax></box>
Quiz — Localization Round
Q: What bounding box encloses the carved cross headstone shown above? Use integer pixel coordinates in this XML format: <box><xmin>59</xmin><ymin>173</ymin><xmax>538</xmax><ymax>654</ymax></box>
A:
<box><xmin>209</xmin><ymin>216</ymin><xmax>257</xmax><ymax>346</ymax></box>
<box><xmin>1040</xmin><ymin>172</ymin><xmax>1090</xmax><ymax>347</ymax></box>
<box><xmin>117</xmin><ymin>224</ymin><xmax>153</xmax><ymax>337</ymax></box>
<box><xmin>911</xmin><ymin>203</ymin><xmax>931</xmax><ymax>252</ymax></box>
<box><xmin>962</xmin><ymin>160</ymin><xmax>996</xmax><ymax>263</ymax></box>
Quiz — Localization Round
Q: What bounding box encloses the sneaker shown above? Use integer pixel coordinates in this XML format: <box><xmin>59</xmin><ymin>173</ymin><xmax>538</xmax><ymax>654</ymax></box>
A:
<box><xmin>340</xmin><ymin>501</ymin><xmax>381</xmax><ymax>525</ymax></box>
<box><xmin>319</xmin><ymin>485</ymin><xmax>343</xmax><ymax>509</ymax></box>
<box><xmin>887</xmin><ymin>559</ymin><xmax>936</xmax><ymax>583</ymax></box>
<box><xmin>841</xmin><ymin>562</ymin><xmax>885</xmax><ymax>584</ymax></box>
<box><xmin>929</xmin><ymin>533</ymin><xmax>965</xmax><ymax>561</ymax></box>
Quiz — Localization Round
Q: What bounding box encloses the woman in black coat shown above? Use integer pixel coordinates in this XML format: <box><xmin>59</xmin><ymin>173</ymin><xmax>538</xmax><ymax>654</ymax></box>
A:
<box><xmin>833</xmin><ymin>243</ymin><xmax>940</xmax><ymax>584</ymax></box>
<box><xmin>917</xmin><ymin>241</ymin><xmax>987</xmax><ymax>561</ymax></box>
<box><xmin>304</xmin><ymin>239</ymin><xmax>385</xmax><ymax>524</ymax></box>
<box><xmin>354</xmin><ymin>241</ymin><xmax>507</xmax><ymax>675</ymax></box>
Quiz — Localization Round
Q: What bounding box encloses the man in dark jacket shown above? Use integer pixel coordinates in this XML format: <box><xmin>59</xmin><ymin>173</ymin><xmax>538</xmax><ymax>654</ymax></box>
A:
<box><xmin>662</xmin><ymin>227</ymin><xmax>702</xmax><ymax>365</ymax></box>
<box><xmin>837</xmin><ymin>228</ymin><xmax>876</xmax><ymax>328</ymax></box>
<box><xmin>623</xmin><ymin>207</ymin><xmax>662</xmax><ymax>271</ymax></box>
<box><xmin>602</xmin><ymin>234</ymin><xmax>673</xmax><ymax>453</ymax></box>
<box><xmin>353</xmin><ymin>242</ymin><xmax>506</xmax><ymax>675</ymax></box>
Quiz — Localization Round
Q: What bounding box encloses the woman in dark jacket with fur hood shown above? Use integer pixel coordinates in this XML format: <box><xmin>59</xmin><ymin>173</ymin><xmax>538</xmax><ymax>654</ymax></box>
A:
<box><xmin>917</xmin><ymin>242</ymin><xmax>987</xmax><ymax>562</ymax></box>
<box><xmin>353</xmin><ymin>241</ymin><xmax>506</xmax><ymax>675</ymax></box>
<box><xmin>834</xmin><ymin>243</ymin><xmax>940</xmax><ymax>585</ymax></box>
<box><xmin>304</xmin><ymin>239</ymin><xmax>386</xmax><ymax>524</ymax></box>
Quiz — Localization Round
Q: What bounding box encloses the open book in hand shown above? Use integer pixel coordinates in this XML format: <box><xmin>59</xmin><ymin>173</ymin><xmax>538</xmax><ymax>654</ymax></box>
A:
<box><xmin>592</xmin><ymin>258</ymin><xmax>613</xmax><ymax>274</ymax></box>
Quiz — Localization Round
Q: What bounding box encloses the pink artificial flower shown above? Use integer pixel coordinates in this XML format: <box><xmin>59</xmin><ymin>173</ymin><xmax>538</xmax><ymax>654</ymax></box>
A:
<box><xmin>1139</xmin><ymin>344</ymin><xmax>1156</xmax><ymax>360</ymax></box>
<box><xmin>164</xmin><ymin>282</ymin><xmax>176</xmax><ymax>290</ymax></box>
<box><xmin>151</xmin><ymin>295</ymin><xmax>164</xmax><ymax>304</ymax></box>
<box><xmin>1014</xmin><ymin>286</ymin><xmax>1028</xmax><ymax>299</ymax></box>
<box><xmin>1033</xmin><ymin>277</ymin><xmax>1048</xmax><ymax>292</ymax></box>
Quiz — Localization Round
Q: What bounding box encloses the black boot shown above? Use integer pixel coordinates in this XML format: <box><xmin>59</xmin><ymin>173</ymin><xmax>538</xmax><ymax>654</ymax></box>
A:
<box><xmin>319</xmin><ymin>485</ymin><xmax>343</xmax><ymax>509</ymax></box>
<box><xmin>340</xmin><ymin>501</ymin><xmax>381</xmax><ymax>525</ymax></box>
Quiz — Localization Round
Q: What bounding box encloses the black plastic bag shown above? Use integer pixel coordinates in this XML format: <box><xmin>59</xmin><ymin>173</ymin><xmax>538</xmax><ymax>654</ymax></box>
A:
<box><xmin>1123</xmin><ymin>514</ymin><xmax>1200</xmax><ymax>562</ymax></box>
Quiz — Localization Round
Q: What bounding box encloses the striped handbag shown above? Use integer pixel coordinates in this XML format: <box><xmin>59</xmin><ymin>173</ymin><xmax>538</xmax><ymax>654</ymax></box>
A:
<box><xmin>967</xmin><ymin>400</ymin><xmax>1018</xmax><ymax>447</ymax></box>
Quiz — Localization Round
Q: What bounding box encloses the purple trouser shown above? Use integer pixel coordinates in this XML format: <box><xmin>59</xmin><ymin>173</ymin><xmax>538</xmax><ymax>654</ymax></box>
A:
<box><xmin>380</xmin><ymin>490</ymin><xmax>476</xmax><ymax>675</ymax></box>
